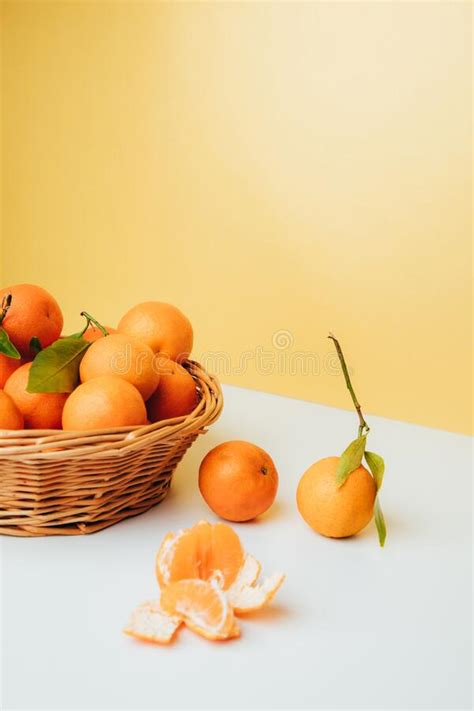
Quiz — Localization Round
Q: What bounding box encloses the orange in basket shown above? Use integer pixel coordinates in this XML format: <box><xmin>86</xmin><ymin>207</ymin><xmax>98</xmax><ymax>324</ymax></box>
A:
<box><xmin>0</xmin><ymin>287</ymin><xmax>222</xmax><ymax>536</ymax></box>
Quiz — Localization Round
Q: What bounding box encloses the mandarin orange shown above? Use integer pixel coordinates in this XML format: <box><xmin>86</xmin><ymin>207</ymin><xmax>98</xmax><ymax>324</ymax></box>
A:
<box><xmin>0</xmin><ymin>353</ymin><xmax>23</xmax><ymax>389</ymax></box>
<box><xmin>146</xmin><ymin>357</ymin><xmax>198</xmax><ymax>422</ymax></box>
<box><xmin>82</xmin><ymin>325</ymin><xmax>117</xmax><ymax>342</ymax></box>
<box><xmin>4</xmin><ymin>362</ymin><xmax>67</xmax><ymax>429</ymax></box>
<box><xmin>79</xmin><ymin>333</ymin><xmax>159</xmax><ymax>400</ymax></box>
<box><xmin>199</xmin><ymin>441</ymin><xmax>279</xmax><ymax>522</ymax></box>
<box><xmin>0</xmin><ymin>390</ymin><xmax>24</xmax><ymax>430</ymax></box>
<box><xmin>62</xmin><ymin>375</ymin><xmax>147</xmax><ymax>431</ymax></box>
<box><xmin>118</xmin><ymin>301</ymin><xmax>193</xmax><ymax>362</ymax></box>
<box><xmin>0</xmin><ymin>284</ymin><xmax>63</xmax><ymax>357</ymax></box>
<box><xmin>296</xmin><ymin>456</ymin><xmax>376</xmax><ymax>538</ymax></box>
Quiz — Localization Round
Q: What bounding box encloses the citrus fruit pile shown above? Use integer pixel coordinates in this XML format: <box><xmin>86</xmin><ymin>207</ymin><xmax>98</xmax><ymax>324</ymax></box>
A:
<box><xmin>124</xmin><ymin>521</ymin><xmax>285</xmax><ymax>644</ymax></box>
<box><xmin>0</xmin><ymin>283</ymin><xmax>198</xmax><ymax>431</ymax></box>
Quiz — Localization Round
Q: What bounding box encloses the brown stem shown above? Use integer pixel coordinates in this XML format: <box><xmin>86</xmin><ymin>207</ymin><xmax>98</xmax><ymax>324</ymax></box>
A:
<box><xmin>328</xmin><ymin>333</ymin><xmax>370</xmax><ymax>438</ymax></box>
<box><xmin>0</xmin><ymin>293</ymin><xmax>13</xmax><ymax>326</ymax></box>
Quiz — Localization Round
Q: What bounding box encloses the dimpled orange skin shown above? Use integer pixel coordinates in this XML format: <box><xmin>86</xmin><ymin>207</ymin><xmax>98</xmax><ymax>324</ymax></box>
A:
<box><xmin>0</xmin><ymin>354</ymin><xmax>24</xmax><ymax>388</ymax></box>
<box><xmin>4</xmin><ymin>363</ymin><xmax>67</xmax><ymax>429</ymax></box>
<box><xmin>79</xmin><ymin>333</ymin><xmax>160</xmax><ymax>401</ymax></box>
<box><xmin>118</xmin><ymin>301</ymin><xmax>193</xmax><ymax>362</ymax></box>
<box><xmin>62</xmin><ymin>375</ymin><xmax>147</xmax><ymax>431</ymax></box>
<box><xmin>0</xmin><ymin>284</ymin><xmax>63</xmax><ymax>357</ymax></box>
<box><xmin>199</xmin><ymin>440</ymin><xmax>279</xmax><ymax>522</ymax></box>
<box><xmin>147</xmin><ymin>357</ymin><xmax>198</xmax><ymax>422</ymax></box>
<box><xmin>0</xmin><ymin>390</ymin><xmax>24</xmax><ymax>430</ymax></box>
<box><xmin>296</xmin><ymin>456</ymin><xmax>376</xmax><ymax>538</ymax></box>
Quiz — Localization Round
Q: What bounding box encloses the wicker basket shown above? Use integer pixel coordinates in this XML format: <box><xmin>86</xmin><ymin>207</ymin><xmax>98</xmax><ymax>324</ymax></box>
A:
<box><xmin>0</xmin><ymin>360</ymin><xmax>223</xmax><ymax>537</ymax></box>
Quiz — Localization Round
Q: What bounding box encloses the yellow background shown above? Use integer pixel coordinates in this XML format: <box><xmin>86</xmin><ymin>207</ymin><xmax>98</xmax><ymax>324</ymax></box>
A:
<box><xmin>1</xmin><ymin>1</ymin><xmax>472</xmax><ymax>434</ymax></box>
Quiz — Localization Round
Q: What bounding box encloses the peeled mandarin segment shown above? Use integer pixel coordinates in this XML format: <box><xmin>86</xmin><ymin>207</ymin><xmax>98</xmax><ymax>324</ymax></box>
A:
<box><xmin>228</xmin><ymin>620</ymin><xmax>241</xmax><ymax>639</ymax></box>
<box><xmin>228</xmin><ymin>573</ymin><xmax>285</xmax><ymax>615</ymax></box>
<box><xmin>155</xmin><ymin>521</ymin><xmax>244</xmax><ymax>591</ymax></box>
<box><xmin>156</xmin><ymin>528</ymin><xmax>201</xmax><ymax>588</ymax></box>
<box><xmin>160</xmin><ymin>579</ymin><xmax>235</xmax><ymax>640</ymax></box>
<box><xmin>124</xmin><ymin>600</ymin><xmax>182</xmax><ymax>644</ymax></box>
<box><xmin>155</xmin><ymin>531</ymin><xmax>178</xmax><ymax>588</ymax></box>
<box><xmin>185</xmin><ymin>617</ymin><xmax>241</xmax><ymax>641</ymax></box>
<box><xmin>209</xmin><ymin>522</ymin><xmax>244</xmax><ymax>589</ymax></box>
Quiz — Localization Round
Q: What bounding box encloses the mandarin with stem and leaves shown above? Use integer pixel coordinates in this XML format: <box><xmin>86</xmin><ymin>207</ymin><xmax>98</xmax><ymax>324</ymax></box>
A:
<box><xmin>0</xmin><ymin>284</ymin><xmax>63</xmax><ymax>358</ymax></box>
<box><xmin>297</xmin><ymin>457</ymin><xmax>376</xmax><ymax>538</ymax></box>
<box><xmin>296</xmin><ymin>334</ymin><xmax>387</xmax><ymax>546</ymax></box>
<box><xmin>27</xmin><ymin>311</ymin><xmax>108</xmax><ymax>396</ymax></box>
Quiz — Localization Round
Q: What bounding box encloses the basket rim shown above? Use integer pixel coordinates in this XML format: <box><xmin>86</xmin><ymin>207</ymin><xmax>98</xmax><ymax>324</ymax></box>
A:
<box><xmin>0</xmin><ymin>359</ymin><xmax>223</xmax><ymax>460</ymax></box>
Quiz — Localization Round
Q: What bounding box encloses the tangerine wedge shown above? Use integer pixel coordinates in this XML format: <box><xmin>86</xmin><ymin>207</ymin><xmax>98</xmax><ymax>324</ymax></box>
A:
<box><xmin>160</xmin><ymin>579</ymin><xmax>238</xmax><ymax>641</ymax></box>
<box><xmin>156</xmin><ymin>520</ymin><xmax>244</xmax><ymax>590</ymax></box>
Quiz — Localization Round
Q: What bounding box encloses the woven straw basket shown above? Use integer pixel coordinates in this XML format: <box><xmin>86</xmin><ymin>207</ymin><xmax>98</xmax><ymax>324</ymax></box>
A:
<box><xmin>0</xmin><ymin>360</ymin><xmax>223</xmax><ymax>537</ymax></box>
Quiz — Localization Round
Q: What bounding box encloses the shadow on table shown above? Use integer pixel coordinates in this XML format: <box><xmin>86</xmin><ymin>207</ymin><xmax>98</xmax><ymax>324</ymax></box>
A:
<box><xmin>242</xmin><ymin>603</ymin><xmax>289</xmax><ymax>623</ymax></box>
<box><xmin>236</xmin><ymin>500</ymin><xmax>285</xmax><ymax>526</ymax></box>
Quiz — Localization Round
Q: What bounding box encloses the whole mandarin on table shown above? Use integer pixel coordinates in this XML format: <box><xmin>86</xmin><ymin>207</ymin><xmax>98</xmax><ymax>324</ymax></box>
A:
<box><xmin>296</xmin><ymin>334</ymin><xmax>386</xmax><ymax>546</ymax></box>
<box><xmin>199</xmin><ymin>440</ymin><xmax>279</xmax><ymax>522</ymax></box>
<box><xmin>296</xmin><ymin>456</ymin><xmax>376</xmax><ymax>538</ymax></box>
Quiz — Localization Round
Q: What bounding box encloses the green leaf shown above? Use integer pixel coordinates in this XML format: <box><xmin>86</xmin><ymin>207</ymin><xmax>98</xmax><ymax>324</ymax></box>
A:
<box><xmin>29</xmin><ymin>337</ymin><xmax>42</xmax><ymax>355</ymax></box>
<box><xmin>27</xmin><ymin>336</ymin><xmax>90</xmax><ymax>393</ymax></box>
<box><xmin>365</xmin><ymin>450</ymin><xmax>385</xmax><ymax>490</ymax></box>
<box><xmin>374</xmin><ymin>496</ymin><xmax>387</xmax><ymax>547</ymax></box>
<box><xmin>0</xmin><ymin>327</ymin><xmax>21</xmax><ymax>359</ymax></box>
<box><xmin>335</xmin><ymin>435</ymin><xmax>367</xmax><ymax>487</ymax></box>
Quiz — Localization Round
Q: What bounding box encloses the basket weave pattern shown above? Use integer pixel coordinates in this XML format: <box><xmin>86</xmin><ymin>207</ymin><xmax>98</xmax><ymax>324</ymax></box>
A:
<box><xmin>0</xmin><ymin>360</ymin><xmax>223</xmax><ymax>537</ymax></box>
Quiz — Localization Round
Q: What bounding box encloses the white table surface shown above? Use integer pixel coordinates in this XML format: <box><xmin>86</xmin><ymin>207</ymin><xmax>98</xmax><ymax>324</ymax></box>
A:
<box><xmin>1</xmin><ymin>385</ymin><xmax>472</xmax><ymax>710</ymax></box>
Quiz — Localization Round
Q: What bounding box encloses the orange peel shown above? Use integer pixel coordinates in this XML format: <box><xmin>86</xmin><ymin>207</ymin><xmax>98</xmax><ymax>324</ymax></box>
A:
<box><xmin>123</xmin><ymin>600</ymin><xmax>181</xmax><ymax>645</ymax></box>
<box><xmin>229</xmin><ymin>572</ymin><xmax>285</xmax><ymax>614</ymax></box>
